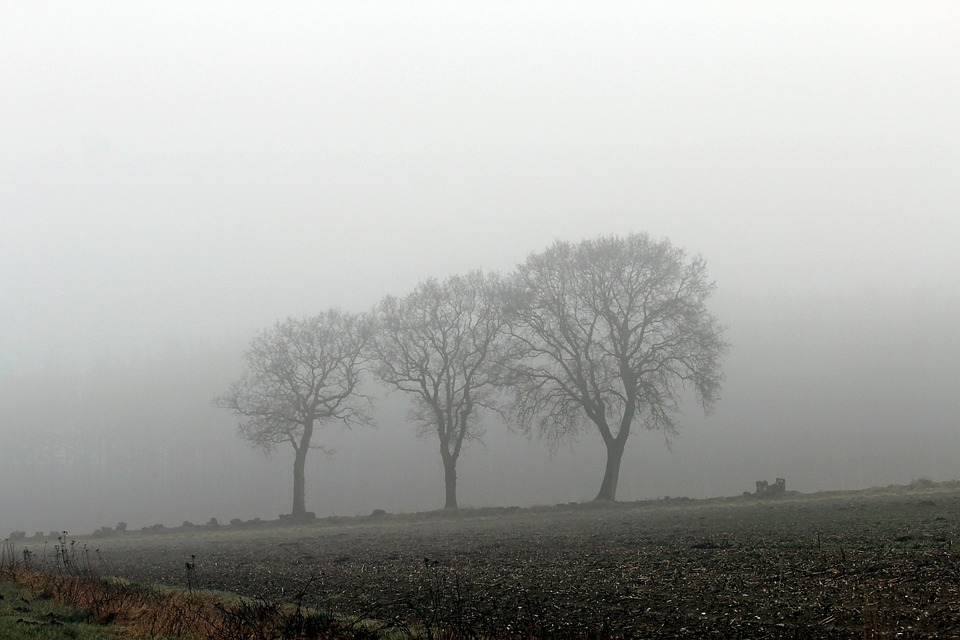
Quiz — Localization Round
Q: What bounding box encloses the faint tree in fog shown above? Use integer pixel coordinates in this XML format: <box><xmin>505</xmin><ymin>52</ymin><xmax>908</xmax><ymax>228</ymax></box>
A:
<box><xmin>216</xmin><ymin>311</ymin><xmax>372</xmax><ymax>518</ymax></box>
<box><xmin>371</xmin><ymin>271</ymin><xmax>509</xmax><ymax>509</ymax></box>
<box><xmin>505</xmin><ymin>234</ymin><xmax>727</xmax><ymax>501</ymax></box>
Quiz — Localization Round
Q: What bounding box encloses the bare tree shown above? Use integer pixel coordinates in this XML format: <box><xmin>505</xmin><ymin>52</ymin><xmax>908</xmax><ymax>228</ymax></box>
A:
<box><xmin>371</xmin><ymin>271</ymin><xmax>508</xmax><ymax>509</ymax></box>
<box><xmin>505</xmin><ymin>234</ymin><xmax>727</xmax><ymax>501</ymax></box>
<box><xmin>216</xmin><ymin>310</ymin><xmax>372</xmax><ymax>518</ymax></box>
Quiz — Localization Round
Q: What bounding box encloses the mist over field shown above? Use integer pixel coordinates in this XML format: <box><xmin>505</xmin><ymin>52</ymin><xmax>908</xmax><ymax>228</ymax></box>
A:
<box><xmin>2</xmin><ymin>2</ymin><xmax>958</xmax><ymax>537</ymax></box>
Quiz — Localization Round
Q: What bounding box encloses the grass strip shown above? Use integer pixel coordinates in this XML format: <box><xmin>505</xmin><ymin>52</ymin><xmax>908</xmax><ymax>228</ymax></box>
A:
<box><xmin>1</xmin><ymin>562</ymin><xmax>384</xmax><ymax>640</ymax></box>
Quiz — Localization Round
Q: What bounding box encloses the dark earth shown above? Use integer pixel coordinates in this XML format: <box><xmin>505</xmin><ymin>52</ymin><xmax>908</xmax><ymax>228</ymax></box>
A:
<box><xmin>31</xmin><ymin>485</ymin><xmax>960</xmax><ymax>638</ymax></box>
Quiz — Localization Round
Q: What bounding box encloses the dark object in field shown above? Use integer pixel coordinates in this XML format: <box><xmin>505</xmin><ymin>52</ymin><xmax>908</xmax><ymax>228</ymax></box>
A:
<box><xmin>755</xmin><ymin>477</ymin><xmax>786</xmax><ymax>497</ymax></box>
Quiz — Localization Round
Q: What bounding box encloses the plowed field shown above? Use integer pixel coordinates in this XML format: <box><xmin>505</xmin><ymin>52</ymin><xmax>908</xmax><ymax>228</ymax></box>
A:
<box><xmin>50</xmin><ymin>488</ymin><xmax>960</xmax><ymax>638</ymax></box>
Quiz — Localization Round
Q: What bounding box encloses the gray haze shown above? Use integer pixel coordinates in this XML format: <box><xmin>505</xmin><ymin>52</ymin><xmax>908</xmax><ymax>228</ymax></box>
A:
<box><xmin>2</xmin><ymin>2</ymin><xmax>958</xmax><ymax>536</ymax></box>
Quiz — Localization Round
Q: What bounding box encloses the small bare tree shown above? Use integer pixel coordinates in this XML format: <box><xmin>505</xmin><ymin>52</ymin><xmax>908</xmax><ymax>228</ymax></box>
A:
<box><xmin>371</xmin><ymin>271</ymin><xmax>508</xmax><ymax>509</ymax></box>
<box><xmin>505</xmin><ymin>234</ymin><xmax>728</xmax><ymax>501</ymax></box>
<box><xmin>216</xmin><ymin>310</ymin><xmax>372</xmax><ymax>518</ymax></box>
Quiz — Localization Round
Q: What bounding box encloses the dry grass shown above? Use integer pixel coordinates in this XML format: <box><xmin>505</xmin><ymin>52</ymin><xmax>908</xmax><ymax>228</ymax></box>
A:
<box><xmin>2</xmin><ymin>562</ymin><xmax>376</xmax><ymax>639</ymax></box>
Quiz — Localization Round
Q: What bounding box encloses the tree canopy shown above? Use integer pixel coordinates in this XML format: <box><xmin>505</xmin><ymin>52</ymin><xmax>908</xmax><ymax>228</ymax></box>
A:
<box><xmin>371</xmin><ymin>271</ymin><xmax>508</xmax><ymax>509</ymax></box>
<box><xmin>217</xmin><ymin>310</ymin><xmax>372</xmax><ymax>517</ymax></box>
<box><xmin>505</xmin><ymin>233</ymin><xmax>727</xmax><ymax>500</ymax></box>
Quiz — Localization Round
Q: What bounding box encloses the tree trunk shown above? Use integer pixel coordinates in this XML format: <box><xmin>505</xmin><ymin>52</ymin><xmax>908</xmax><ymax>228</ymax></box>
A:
<box><xmin>291</xmin><ymin>420</ymin><xmax>314</xmax><ymax>517</ymax></box>
<box><xmin>594</xmin><ymin>438</ymin><xmax>625</xmax><ymax>501</ymax></box>
<box><xmin>292</xmin><ymin>444</ymin><xmax>308</xmax><ymax>517</ymax></box>
<box><xmin>442</xmin><ymin>454</ymin><xmax>458</xmax><ymax>509</ymax></box>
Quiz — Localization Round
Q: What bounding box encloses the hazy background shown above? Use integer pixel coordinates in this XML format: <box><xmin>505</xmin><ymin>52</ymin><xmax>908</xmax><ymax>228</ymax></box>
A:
<box><xmin>2</xmin><ymin>1</ymin><xmax>958</xmax><ymax>536</ymax></box>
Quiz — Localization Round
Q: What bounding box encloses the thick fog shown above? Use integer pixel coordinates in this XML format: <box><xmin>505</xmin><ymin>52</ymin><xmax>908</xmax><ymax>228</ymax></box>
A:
<box><xmin>2</xmin><ymin>2</ymin><xmax>958</xmax><ymax>536</ymax></box>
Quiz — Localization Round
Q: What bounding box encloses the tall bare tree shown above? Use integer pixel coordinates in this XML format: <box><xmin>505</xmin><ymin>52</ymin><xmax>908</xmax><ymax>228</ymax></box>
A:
<box><xmin>505</xmin><ymin>234</ymin><xmax>727</xmax><ymax>501</ymax></box>
<box><xmin>372</xmin><ymin>271</ymin><xmax>508</xmax><ymax>509</ymax></box>
<box><xmin>216</xmin><ymin>310</ymin><xmax>372</xmax><ymax>518</ymax></box>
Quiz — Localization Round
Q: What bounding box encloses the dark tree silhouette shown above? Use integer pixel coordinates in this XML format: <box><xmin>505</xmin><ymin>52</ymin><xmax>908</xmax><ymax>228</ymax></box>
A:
<box><xmin>505</xmin><ymin>233</ymin><xmax>728</xmax><ymax>501</ymax></box>
<box><xmin>371</xmin><ymin>271</ymin><xmax>508</xmax><ymax>509</ymax></box>
<box><xmin>216</xmin><ymin>310</ymin><xmax>372</xmax><ymax>518</ymax></box>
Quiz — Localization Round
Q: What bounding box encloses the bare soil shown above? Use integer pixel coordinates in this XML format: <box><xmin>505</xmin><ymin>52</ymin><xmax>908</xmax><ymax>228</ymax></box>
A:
<box><xmin>38</xmin><ymin>487</ymin><xmax>960</xmax><ymax>638</ymax></box>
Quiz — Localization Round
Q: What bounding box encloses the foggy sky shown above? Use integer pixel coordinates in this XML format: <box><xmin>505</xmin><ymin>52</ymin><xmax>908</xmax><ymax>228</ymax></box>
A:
<box><xmin>2</xmin><ymin>2</ymin><xmax>959</xmax><ymax>536</ymax></box>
